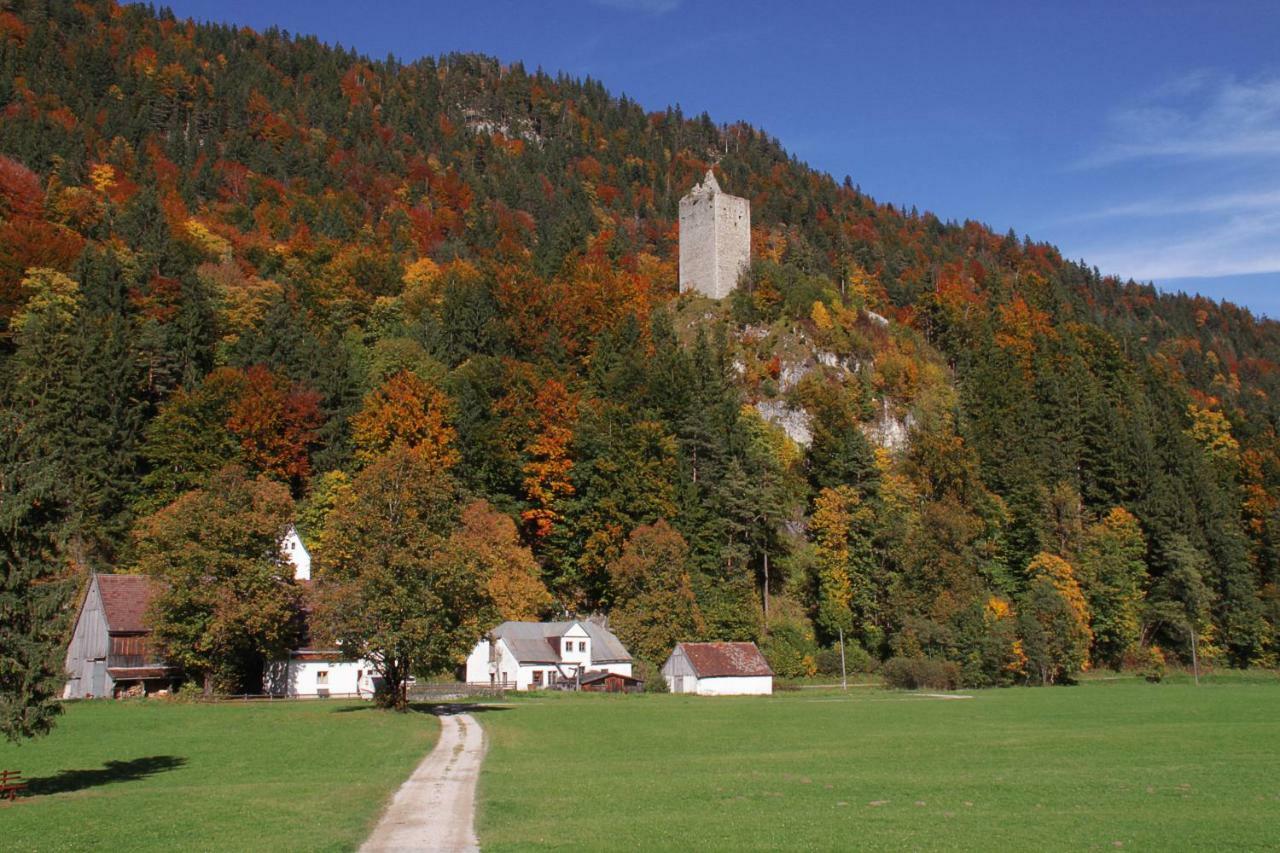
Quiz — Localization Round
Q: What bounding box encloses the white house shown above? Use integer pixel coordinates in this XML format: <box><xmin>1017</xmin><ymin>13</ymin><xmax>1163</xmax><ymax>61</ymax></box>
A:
<box><xmin>662</xmin><ymin>642</ymin><xmax>774</xmax><ymax>695</ymax></box>
<box><xmin>263</xmin><ymin>650</ymin><xmax>378</xmax><ymax>698</ymax></box>
<box><xmin>282</xmin><ymin>524</ymin><xmax>311</xmax><ymax>580</ymax></box>
<box><xmin>464</xmin><ymin>620</ymin><xmax>633</xmax><ymax>691</ymax></box>
<box><xmin>264</xmin><ymin>525</ymin><xmax>374</xmax><ymax>698</ymax></box>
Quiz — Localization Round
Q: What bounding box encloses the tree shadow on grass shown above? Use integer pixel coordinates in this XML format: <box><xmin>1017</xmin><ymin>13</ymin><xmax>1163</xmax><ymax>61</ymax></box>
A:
<box><xmin>331</xmin><ymin>702</ymin><xmax>510</xmax><ymax>715</ymax></box>
<box><xmin>25</xmin><ymin>755</ymin><xmax>187</xmax><ymax>797</ymax></box>
<box><xmin>408</xmin><ymin>702</ymin><xmax>511</xmax><ymax>716</ymax></box>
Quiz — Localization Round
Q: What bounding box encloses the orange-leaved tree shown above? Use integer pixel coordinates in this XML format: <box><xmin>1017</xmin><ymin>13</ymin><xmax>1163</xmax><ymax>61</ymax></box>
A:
<box><xmin>225</xmin><ymin>365</ymin><xmax>322</xmax><ymax>491</ymax></box>
<box><xmin>351</xmin><ymin>369</ymin><xmax>458</xmax><ymax>468</ymax></box>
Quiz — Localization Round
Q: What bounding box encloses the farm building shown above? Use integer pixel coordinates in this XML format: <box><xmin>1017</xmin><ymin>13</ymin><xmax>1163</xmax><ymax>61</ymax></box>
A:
<box><xmin>263</xmin><ymin>648</ymin><xmax>377</xmax><ymax>698</ymax></box>
<box><xmin>662</xmin><ymin>642</ymin><xmax>774</xmax><ymax>695</ymax></box>
<box><xmin>282</xmin><ymin>524</ymin><xmax>311</xmax><ymax>580</ymax></box>
<box><xmin>464</xmin><ymin>620</ymin><xmax>633</xmax><ymax>690</ymax></box>
<box><xmin>263</xmin><ymin>526</ymin><xmax>375</xmax><ymax>698</ymax></box>
<box><xmin>579</xmin><ymin>670</ymin><xmax>644</xmax><ymax>693</ymax></box>
<box><xmin>62</xmin><ymin>573</ymin><xmax>179</xmax><ymax>699</ymax></box>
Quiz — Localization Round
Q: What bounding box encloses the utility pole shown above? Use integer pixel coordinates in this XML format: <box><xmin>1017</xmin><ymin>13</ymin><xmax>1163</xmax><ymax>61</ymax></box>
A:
<box><xmin>839</xmin><ymin>627</ymin><xmax>848</xmax><ymax>691</ymax></box>
<box><xmin>762</xmin><ymin>551</ymin><xmax>770</xmax><ymax>623</ymax></box>
<box><xmin>1189</xmin><ymin>625</ymin><xmax>1200</xmax><ymax>686</ymax></box>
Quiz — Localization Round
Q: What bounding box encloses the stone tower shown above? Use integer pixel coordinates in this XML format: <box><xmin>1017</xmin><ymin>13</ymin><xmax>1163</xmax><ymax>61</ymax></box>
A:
<box><xmin>679</xmin><ymin>169</ymin><xmax>750</xmax><ymax>299</ymax></box>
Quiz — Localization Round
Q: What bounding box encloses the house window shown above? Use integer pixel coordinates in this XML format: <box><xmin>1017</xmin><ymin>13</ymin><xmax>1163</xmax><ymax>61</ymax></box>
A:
<box><xmin>316</xmin><ymin>670</ymin><xmax>329</xmax><ymax>685</ymax></box>
<box><xmin>579</xmin><ymin>641</ymin><xmax>587</xmax><ymax>652</ymax></box>
<box><xmin>564</xmin><ymin>640</ymin><xmax>573</xmax><ymax>653</ymax></box>
<box><xmin>532</xmin><ymin>670</ymin><xmax>543</xmax><ymax>686</ymax></box>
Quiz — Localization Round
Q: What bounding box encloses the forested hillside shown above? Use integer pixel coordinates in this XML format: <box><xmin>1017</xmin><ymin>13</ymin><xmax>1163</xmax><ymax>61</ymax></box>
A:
<box><xmin>2</xmin><ymin>1</ymin><xmax>1278</xmax><ymax>702</ymax></box>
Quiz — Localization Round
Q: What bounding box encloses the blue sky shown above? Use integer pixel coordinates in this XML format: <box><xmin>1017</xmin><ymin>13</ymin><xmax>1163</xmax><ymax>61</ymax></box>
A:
<box><xmin>161</xmin><ymin>0</ymin><xmax>1280</xmax><ymax>317</ymax></box>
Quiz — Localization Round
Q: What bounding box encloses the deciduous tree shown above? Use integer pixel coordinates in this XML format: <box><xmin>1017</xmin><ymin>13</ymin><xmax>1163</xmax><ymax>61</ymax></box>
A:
<box><xmin>133</xmin><ymin>465</ymin><xmax>299</xmax><ymax>695</ymax></box>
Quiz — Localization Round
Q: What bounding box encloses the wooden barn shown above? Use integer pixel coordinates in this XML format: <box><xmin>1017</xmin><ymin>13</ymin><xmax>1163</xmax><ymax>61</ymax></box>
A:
<box><xmin>578</xmin><ymin>669</ymin><xmax>644</xmax><ymax>693</ymax></box>
<box><xmin>62</xmin><ymin>574</ymin><xmax>179</xmax><ymax>699</ymax></box>
<box><xmin>662</xmin><ymin>642</ymin><xmax>774</xmax><ymax>695</ymax></box>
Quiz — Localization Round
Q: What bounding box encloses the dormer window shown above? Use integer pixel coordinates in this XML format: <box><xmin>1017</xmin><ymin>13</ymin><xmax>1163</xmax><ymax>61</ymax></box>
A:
<box><xmin>563</xmin><ymin>640</ymin><xmax>573</xmax><ymax>654</ymax></box>
<box><xmin>578</xmin><ymin>641</ymin><xmax>587</xmax><ymax>652</ymax></box>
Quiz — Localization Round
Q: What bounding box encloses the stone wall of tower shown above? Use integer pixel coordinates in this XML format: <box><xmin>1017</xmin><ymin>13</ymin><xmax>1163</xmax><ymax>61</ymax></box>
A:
<box><xmin>712</xmin><ymin>192</ymin><xmax>750</xmax><ymax>299</ymax></box>
<box><xmin>679</xmin><ymin>189</ymin><xmax>718</xmax><ymax>298</ymax></box>
<box><xmin>679</xmin><ymin>172</ymin><xmax>751</xmax><ymax>299</ymax></box>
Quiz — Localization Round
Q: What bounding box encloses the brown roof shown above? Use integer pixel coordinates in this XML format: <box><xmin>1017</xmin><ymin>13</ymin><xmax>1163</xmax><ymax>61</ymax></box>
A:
<box><xmin>579</xmin><ymin>669</ymin><xmax>643</xmax><ymax>685</ymax></box>
<box><xmin>107</xmin><ymin>666</ymin><xmax>177</xmax><ymax>680</ymax></box>
<box><xmin>96</xmin><ymin>574</ymin><xmax>160</xmax><ymax>634</ymax></box>
<box><xmin>678</xmin><ymin>642</ymin><xmax>774</xmax><ymax>678</ymax></box>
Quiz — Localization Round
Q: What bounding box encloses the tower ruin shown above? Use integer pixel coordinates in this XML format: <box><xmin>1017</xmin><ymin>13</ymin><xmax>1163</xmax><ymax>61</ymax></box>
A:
<box><xmin>679</xmin><ymin>169</ymin><xmax>750</xmax><ymax>299</ymax></box>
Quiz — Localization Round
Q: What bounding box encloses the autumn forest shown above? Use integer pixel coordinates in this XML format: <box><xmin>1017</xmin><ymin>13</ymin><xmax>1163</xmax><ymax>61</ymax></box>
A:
<box><xmin>4</xmin><ymin>1</ymin><xmax>1280</xmax><ymax>722</ymax></box>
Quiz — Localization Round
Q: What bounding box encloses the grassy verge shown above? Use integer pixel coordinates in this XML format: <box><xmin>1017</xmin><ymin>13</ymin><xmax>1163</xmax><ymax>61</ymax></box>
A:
<box><xmin>477</xmin><ymin>673</ymin><xmax>1280</xmax><ymax>850</ymax></box>
<box><xmin>1</xmin><ymin>699</ymin><xmax>437</xmax><ymax>852</ymax></box>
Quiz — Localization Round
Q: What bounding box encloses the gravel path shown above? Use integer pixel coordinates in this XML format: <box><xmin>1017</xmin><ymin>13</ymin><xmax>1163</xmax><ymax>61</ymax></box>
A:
<box><xmin>361</xmin><ymin>712</ymin><xmax>486</xmax><ymax>852</ymax></box>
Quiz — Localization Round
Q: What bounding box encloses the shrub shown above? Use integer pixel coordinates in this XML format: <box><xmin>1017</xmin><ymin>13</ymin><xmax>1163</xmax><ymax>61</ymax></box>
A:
<box><xmin>814</xmin><ymin>643</ymin><xmax>875</xmax><ymax>677</ymax></box>
<box><xmin>881</xmin><ymin>656</ymin><xmax>960</xmax><ymax>691</ymax></box>
<box><xmin>634</xmin><ymin>659</ymin><xmax>668</xmax><ymax>693</ymax></box>
<box><xmin>1120</xmin><ymin>643</ymin><xmax>1166</xmax><ymax>683</ymax></box>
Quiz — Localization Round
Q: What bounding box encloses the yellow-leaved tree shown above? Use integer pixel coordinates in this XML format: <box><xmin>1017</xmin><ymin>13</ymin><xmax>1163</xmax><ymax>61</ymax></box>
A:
<box><xmin>1019</xmin><ymin>552</ymin><xmax>1092</xmax><ymax>684</ymax></box>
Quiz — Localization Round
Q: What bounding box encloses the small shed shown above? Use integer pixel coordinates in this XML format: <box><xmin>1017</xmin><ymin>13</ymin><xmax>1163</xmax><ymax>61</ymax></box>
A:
<box><xmin>662</xmin><ymin>642</ymin><xmax>774</xmax><ymax>695</ymax></box>
<box><xmin>63</xmin><ymin>574</ymin><xmax>179</xmax><ymax>699</ymax></box>
<box><xmin>578</xmin><ymin>669</ymin><xmax>644</xmax><ymax>693</ymax></box>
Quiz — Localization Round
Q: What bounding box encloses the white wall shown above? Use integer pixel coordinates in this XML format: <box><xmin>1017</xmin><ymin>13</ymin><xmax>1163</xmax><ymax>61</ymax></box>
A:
<box><xmin>464</xmin><ymin>638</ymin><xmax>526</xmax><ymax>687</ymax></box>
<box><xmin>265</xmin><ymin>658</ymin><xmax>373</xmax><ymax>697</ymax></box>
<box><xmin>599</xmin><ymin>661</ymin><xmax>633</xmax><ymax>678</ymax></box>
<box><xmin>464</xmin><ymin>639</ymin><xmax>493</xmax><ymax>684</ymax></box>
<box><xmin>695</xmin><ymin>675</ymin><xmax>773</xmax><ymax>696</ymax></box>
<box><xmin>282</xmin><ymin>527</ymin><xmax>310</xmax><ymax>581</ymax></box>
<box><xmin>558</xmin><ymin>623</ymin><xmax>591</xmax><ymax>668</ymax></box>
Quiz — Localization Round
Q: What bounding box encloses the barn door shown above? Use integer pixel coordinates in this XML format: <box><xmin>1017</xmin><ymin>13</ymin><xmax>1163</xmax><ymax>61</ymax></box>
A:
<box><xmin>90</xmin><ymin>659</ymin><xmax>107</xmax><ymax>697</ymax></box>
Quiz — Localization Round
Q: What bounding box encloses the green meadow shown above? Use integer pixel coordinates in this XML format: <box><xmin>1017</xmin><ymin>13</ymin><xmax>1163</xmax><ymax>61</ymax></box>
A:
<box><xmin>4</xmin><ymin>676</ymin><xmax>1279</xmax><ymax>851</ymax></box>
<box><xmin>477</xmin><ymin>674</ymin><xmax>1280</xmax><ymax>851</ymax></box>
<box><xmin>0</xmin><ymin>699</ymin><xmax>436</xmax><ymax>852</ymax></box>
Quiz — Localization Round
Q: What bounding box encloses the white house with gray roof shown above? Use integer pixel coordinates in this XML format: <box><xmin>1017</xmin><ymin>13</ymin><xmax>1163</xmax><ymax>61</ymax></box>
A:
<box><xmin>464</xmin><ymin>620</ymin><xmax>633</xmax><ymax>690</ymax></box>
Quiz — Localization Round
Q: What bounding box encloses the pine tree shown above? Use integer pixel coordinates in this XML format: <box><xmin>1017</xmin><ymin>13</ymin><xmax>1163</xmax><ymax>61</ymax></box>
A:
<box><xmin>0</xmin><ymin>408</ymin><xmax>75</xmax><ymax>741</ymax></box>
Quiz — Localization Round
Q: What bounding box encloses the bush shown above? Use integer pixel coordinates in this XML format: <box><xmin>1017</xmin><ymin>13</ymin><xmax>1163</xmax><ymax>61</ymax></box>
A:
<box><xmin>881</xmin><ymin>656</ymin><xmax>960</xmax><ymax>691</ymax></box>
<box><xmin>814</xmin><ymin>643</ymin><xmax>875</xmax><ymax>677</ymax></box>
<box><xmin>1121</xmin><ymin>643</ymin><xmax>1166</xmax><ymax>683</ymax></box>
<box><xmin>634</xmin><ymin>659</ymin><xmax>668</xmax><ymax>693</ymax></box>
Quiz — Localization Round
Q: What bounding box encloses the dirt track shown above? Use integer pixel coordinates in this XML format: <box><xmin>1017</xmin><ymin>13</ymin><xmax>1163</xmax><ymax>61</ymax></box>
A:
<box><xmin>360</xmin><ymin>712</ymin><xmax>485</xmax><ymax>852</ymax></box>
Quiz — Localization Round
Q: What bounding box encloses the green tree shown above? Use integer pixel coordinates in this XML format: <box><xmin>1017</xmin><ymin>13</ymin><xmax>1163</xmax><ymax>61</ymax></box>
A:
<box><xmin>0</xmin><ymin>409</ymin><xmax>75</xmax><ymax>741</ymax></box>
<box><xmin>606</xmin><ymin>520</ymin><xmax>705</xmax><ymax>663</ymax></box>
<box><xmin>133</xmin><ymin>465</ymin><xmax>299</xmax><ymax>695</ymax></box>
<box><xmin>1077</xmin><ymin>507</ymin><xmax>1147</xmax><ymax>669</ymax></box>
<box><xmin>314</xmin><ymin>445</ymin><xmax>489</xmax><ymax>709</ymax></box>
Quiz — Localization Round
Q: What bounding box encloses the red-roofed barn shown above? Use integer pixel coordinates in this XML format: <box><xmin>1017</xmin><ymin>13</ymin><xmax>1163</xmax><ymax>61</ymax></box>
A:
<box><xmin>662</xmin><ymin>642</ymin><xmax>774</xmax><ymax>695</ymax></box>
<box><xmin>62</xmin><ymin>573</ymin><xmax>179</xmax><ymax>699</ymax></box>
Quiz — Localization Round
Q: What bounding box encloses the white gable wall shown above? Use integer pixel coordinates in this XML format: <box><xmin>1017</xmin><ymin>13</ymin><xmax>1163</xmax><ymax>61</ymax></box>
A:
<box><xmin>558</xmin><ymin>622</ymin><xmax>591</xmax><ymax>668</ymax></box>
<box><xmin>464</xmin><ymin>637</ymin><xmax>530</xmax><ymax>687</ymax></box>
<box><xmin>282</xmin><ymin>526</ymin><xmax>311</xmax><ymax>581</ymax></box>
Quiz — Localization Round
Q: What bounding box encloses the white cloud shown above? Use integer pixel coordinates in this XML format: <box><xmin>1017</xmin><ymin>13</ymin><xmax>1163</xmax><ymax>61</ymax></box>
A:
<box><xmin>1063</xmin><ymin>71</ymin><xmax>1280</xmax><ymax>287</ymax></box>
<box><xmin>1066</xmin><ymin>187</ymin><xmax>1280</xmax><ymax>222</ymax></box>
<box><xmin>1082</xmin><ymin>71</ymin><xmax>1280</xmax><ymax>167</ymax></box>
<box><xmin>1079</xmin><ymin>211</ymin><xmax>1280</xmax><ymax>280</ymax></box>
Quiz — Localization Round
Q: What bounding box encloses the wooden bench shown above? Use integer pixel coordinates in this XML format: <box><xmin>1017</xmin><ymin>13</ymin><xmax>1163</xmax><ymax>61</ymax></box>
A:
<box><xmin>0</xmin><ymin>769</ymin><xmax>25</xmax><ymax>801</ymax></box>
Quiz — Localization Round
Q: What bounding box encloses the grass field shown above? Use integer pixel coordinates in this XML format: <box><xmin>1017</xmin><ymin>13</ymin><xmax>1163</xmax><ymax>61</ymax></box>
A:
<box><xmin>0</xmin><ymin>699</ymin><xmax>436</xmax><ymax>852</ymax></box>
<box><xmin>477</xmin><ymin>673</ymin><xmax>1280</xmax><ymax>851</ymax></box>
